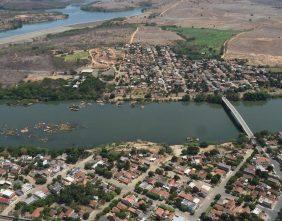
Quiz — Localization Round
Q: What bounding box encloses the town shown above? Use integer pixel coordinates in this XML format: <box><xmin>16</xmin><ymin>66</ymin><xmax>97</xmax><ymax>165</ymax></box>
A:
<box><xmin>51</xmin><ymin>43</ymin><xmax>282</xmax><ymax>105</ymax></box>
<box><xmin>0</xmin><ymin>131</ymin><xmax>280</xmax><ymax>221</ymax></box>
<box><xmin>0</xmin><ymin>0</ymin><xmax>281</xmax><ymax>221</ymax></box>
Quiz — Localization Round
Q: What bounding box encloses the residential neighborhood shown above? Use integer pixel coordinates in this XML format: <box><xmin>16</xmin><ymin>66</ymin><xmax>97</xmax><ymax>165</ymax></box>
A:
<box><xmin>1</xmin><ymin>134</ymin><xmax>278</xmax><ymax>220</ymax></box>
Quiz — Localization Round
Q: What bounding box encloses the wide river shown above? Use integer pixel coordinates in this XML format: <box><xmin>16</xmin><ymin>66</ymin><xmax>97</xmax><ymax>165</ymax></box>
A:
<box><xmin>0</xmin><ymin>99</ymin><xmax>281</xmax><ymax>149</ymax></box>
<box><xmin>0</xmin><ymin>3</ymin><xmax>142</xmax><ymax>39</ymax></box>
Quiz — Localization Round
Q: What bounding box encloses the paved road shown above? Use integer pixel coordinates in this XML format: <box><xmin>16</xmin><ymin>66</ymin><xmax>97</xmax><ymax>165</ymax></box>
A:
<box><xmin>187</xmin><ymin>149</ymin><xmax>254</xmax><ymax>221</ymax></box>
<box><xmin>1</xmin><ymin>154</ymin><xmax>94</xmax><ymax>216</ymax></box>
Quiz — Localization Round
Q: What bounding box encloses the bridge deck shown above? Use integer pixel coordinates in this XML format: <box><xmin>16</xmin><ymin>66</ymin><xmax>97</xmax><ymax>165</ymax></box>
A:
<box><xmin>222</xmin><ymin>97</ymin><xmax>254</xmax><ymax>138</ymax></box>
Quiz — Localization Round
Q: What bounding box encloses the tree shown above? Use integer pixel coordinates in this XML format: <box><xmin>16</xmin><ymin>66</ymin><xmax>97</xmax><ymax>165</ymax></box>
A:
<box><xmin>148</xmin><ymin>171</ymin><xmax>154</xmax><ymax>177</ymax></box>
<box><xmin>35</xmin><ymin>176</ymin><xmax>47</xmax><ymax>185</ymax></box>
<box><xmin>211</xmin><ymin>174</ymin><xmax>221</xmax><ymax>184</ymax></box>
<box><xmin>214</xmin><ymin>194</ymin><xmax>221</xmax><ymax>201</ymax></box>
<box><xmin>82</xmin><ymin>212</ymin><xmax>90</xmax><ymax>220</ymax></box>
<box><xmin>181</xmin><ymin>94</ymin><xmax>190</xmax><ymax>102</ymax></box>
<box><xmin>171</xmin><ymin>156</ymin><xmax>178</xmax><ymax>162</ymax></box>
<box><xmin>267</xmin><ymin>165</ymin><xmax>273</xmax><ymax>172</ymax></box>
<box><xmin>199</xmin><ymin>141</ymin><xmax>208</xmax><ymax>148</ymax></box>
<box><xmin>116</xmin><ymin>211</ymin><xmax>127</xmax><ymax>219</ymax></box>
<box><xmin>84</xmin><ymin>163</ymin><xmax>93</xmax><ymax>170</ymax></box>
<box><xmin>185</xmin><ymin>146</ymin><xmax>199</xmax><ymax>155</ymax></box>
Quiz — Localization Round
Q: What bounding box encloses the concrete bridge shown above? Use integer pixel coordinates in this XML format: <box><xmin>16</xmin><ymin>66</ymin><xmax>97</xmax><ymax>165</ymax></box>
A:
<box><xmin>222</xmin><ymin>96</ymin><xmax>254</xmax><ymax>139</ymax></box>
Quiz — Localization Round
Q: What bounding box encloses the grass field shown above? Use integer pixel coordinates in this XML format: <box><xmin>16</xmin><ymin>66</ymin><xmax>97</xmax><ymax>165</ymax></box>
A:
<box><xmin>63</xmin><ymin>50</ymin><xmax>90</xmax><ymax>62</ymax></box>
<box><xmin>162</xmin><ymin>26</ymin><xmax>237</xmax><ymax>59</ymax></box>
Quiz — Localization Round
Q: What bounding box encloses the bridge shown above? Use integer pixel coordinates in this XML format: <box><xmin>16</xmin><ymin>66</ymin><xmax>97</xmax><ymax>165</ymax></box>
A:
<box><xmin>222</xmin><ymin>96</ymin><xmax>254</xmax><ymax>139</ymax></box>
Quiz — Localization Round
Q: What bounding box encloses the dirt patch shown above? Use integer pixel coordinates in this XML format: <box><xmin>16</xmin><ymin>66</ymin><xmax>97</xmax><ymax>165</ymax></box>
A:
<box><xmin>0</xmin><ymin>23</ymin><xmax>135</xmax><ymax>86</ymax></box>
<box><xmin>24</xmin><ymin>73</ymin><xmax>73</xmax><ymax>82</ymax></box>
<box><xmin>133</xmin><ymin>26</ymin><xmax>183</xmax><ymax>45</ymax></box>
<box><xmin>224</xmin><ymin>24</ymin><xmax>282</xmax><ymax>66</ymax></box>
<box><xmin>146</xmin><ymin>0</ymin><xmax>282</xmax><ymax>30</ymax></box>
<box><xmin>90</xmin><ymin>48</ymin><xmax>123</xmax><ymax>70</ymax></box>
<box><xmin>0</xmin><ymin>69</ymin><xmax>28</xmax><ymax>86</ymax></box>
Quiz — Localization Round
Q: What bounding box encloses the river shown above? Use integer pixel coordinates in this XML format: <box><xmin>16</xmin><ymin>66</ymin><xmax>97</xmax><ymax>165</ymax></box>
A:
<box><xmin>0</xmin><ymin>3</ymin><xmax>142</xmax><ymax>39</ymax></box>
<box><xmin>0</xmin><ymin>99</ymin><xmax>281</xmax><ymax>149</ymax></box>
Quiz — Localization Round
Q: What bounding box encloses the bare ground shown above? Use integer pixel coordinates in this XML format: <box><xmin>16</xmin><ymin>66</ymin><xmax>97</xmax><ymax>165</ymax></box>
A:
<box><xmin>224</xmin><ymin>23</ymin><xmax>282</xmax><ymax>66</ymax></box>
<box><xmin>132</xmin><ymin>26</ymin><xmax>183</xmax><ymax>45</ymax></box>
<box><xmin>130</xmin><ymin>0</ymin><xmax>282</xmax><ymax>66</ymax></box>
<box><xmin>0</xmin><ymin>24</ymin><xmax>136</xmax><ymax>86</ymax></box>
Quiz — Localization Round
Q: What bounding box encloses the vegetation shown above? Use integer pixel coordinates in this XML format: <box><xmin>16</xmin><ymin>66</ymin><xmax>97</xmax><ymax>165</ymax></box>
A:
<box><xmin>182</xmin><ymin>146</ymin><xmax>200</xmax><ymax>155</ymax></box>
<box><xmin>162</xmin><ymin>26</ymin><xmax>237</xmax><ymax>59</ymax></box>
<box><xmin>0</xmin><ymin>75</ymin><xmax>108</xmax><ymax>102</ymax></box>
<box><xmin>193</xmin><ymin>93</ymin><xmax>222</xmax><ymax>103</ymax></box>
<box><xmin>60</xmin><ymin>50</ymin><xmax>90</xmax><ymax>62</ymax></box>
<box><xmin>243</xmin><ymin>91</ymin><xmax>270</xmax><ymax>101</ymax></box>
<box><xmin>181</xmin><ymin>94</ymin><xmax>190</xmax><ymax>102</ymax></box>
<box><xmin>0</xmin><ymin>146</ymin><xmax>89</xmax><ymax>164</ymax></box>
<box><xmin>267</xmin><ymin>67</ymin><xmax>282</xmax><ymax>74</ymax></box>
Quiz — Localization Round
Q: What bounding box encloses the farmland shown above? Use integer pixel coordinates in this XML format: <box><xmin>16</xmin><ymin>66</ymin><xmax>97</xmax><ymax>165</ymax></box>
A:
<box><xmin>162</xmin><ymin>26</ymin><xmax>237</xmax><ymax>59</ymax></box>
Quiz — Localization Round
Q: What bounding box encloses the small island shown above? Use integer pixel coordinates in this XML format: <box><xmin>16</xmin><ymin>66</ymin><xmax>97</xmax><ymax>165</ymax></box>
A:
<box><xmin>0</xmin><ymin>11</ymin><xmax>68</xmax><ymax>32</ymax></box>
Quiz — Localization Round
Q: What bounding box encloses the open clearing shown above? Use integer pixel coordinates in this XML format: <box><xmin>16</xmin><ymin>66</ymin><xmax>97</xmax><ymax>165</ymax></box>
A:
<box><xmin>224</xmin><ymin>23</ymin><xmax>282</xmax><ymax>66</ymax></box>
<box><xmin>133</xmin><ymin>26</ymin><xmax>183</xmax><ymax>45</ymax></box>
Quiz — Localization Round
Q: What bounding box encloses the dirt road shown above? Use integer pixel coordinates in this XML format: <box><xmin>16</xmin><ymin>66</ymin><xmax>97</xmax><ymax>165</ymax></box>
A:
<box><xmin>129</xmin><ymin>27</ymin><xmax>139</xmax><ymax>44</ymax></box>
<box><xmin>160</xmin><ymin>0</ymin><xmax>183</xmax><ymax>16</ymax></box>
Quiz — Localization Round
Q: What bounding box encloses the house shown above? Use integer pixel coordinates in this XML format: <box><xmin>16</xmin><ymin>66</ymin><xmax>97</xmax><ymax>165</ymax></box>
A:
<box><xmin>31</xmin><ymin>208</ymin><xmax>42</xmax><ymax>218</ymax></box>
<box><xmin>34</xmin><ymin>190</ymin><xmax>47</xmax><ymax>199</ymax></box>
<box><xmin>259</xmin><ymin>196</ymin><xmax>275</xmax><ymax>209</ymax></box>
<box><xmin>49</xmin><ymin>182</ymin><xmax>63</xmax><ymax>195</ymax></box>
<box><xmin>180</xmin><ymin>199</ymin><xmax>197</xmax><ymax>213</ymax></box>
<box><xmin>22</xmin><ymin>183</ymin><xmax>33</xmax><ymax>193</ymax></box>
<box><xmin>155</xmin><ymin>207</ymin><xmax>174</xmax><ymax>220</ymax></box>
<box><xmin>122</xmin><ymin>194</ymin><xmax>137</xmax><ymax>206</ymax></box>
<box><xmin>25</xmin><ymin>196</ymin><xmax>38</xmax><ymax>205</ymax></box>
<box><xmin>0</xmin><ymin>189</ymin><xmax>15</xmax><ymax>199</ymax></box>
<box><xmin>0</xmin><ymin>197</ymin><xmax>10</xmax><ymax>205</ymax></box>
<box><xmin>217</xmin><ymin>163</ymin><xmax>231</xmax><ymax>172</ymax></box>
<box><xmin>63</xmin><ymin>176</ymin><xmax>75</xmax><ymax>185</ymax></box>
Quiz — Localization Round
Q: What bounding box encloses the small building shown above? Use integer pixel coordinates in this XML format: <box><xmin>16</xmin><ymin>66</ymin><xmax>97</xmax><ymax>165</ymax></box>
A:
<box><xmin>217</xmin><ymin>163</ymin><xmax>232</xmax><ymax>172</ymax></box>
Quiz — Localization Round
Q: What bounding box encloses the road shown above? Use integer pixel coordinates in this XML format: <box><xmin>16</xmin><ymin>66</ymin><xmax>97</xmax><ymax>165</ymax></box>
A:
<box><xmin>129</xmin><ymin>27</ymin><xmax>139</xmax><ymax>44</ymax></box>
<box><xmin>188</xmin><ymin>149</ymin><xmax>254</xmax><ymax>221</ymax></box>
<box><xmin>1</xmin><ymin>154</ymin><xmax>94</xmax><ymax>216</ymax></box>
<box><xmin>160</xmin><ymin>0</ymin><xmax>183</xmax><ymax>16</ymax></box>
